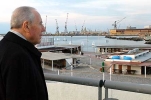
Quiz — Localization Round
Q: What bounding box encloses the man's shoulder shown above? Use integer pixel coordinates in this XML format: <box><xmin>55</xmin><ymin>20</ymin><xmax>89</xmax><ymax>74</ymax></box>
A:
<box><xmin>0</xmin><ymin>39</ymin><xmax>29</xmax><ymax>57</ymax></box>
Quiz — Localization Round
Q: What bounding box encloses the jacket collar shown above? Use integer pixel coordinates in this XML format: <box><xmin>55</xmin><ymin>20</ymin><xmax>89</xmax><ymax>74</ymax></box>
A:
<box><xmin>4</xmin><ymin>32</ymin><xmax>41</xmax><ymax>57</ymax></box>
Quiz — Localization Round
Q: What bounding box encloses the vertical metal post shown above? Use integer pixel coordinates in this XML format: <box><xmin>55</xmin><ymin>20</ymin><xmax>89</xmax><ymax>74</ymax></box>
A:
<box><xmin>103</xmin><ymin>72</ymin><xmax>104</xmax><ymax>81</ymax></box>
<box><xmin>81</xmin><ymin>42</ymin><xmax>84</xmax><ymax>52</ymax></box>
<box><xmin>110</xmin><ymin>65</ymin><xmax>112</xmax><ymax>81</ymax></box>
<box><xmin>105</xmin><ymin>87</ymin><xmax>108</xmax><ymax>100</ymax></box>
<box><xmin>71</xmin><ymin>48</ymin><xmax>72</xmax><ymax>54</ymax></box>
<box><xmin>71</xmin><ymin>36</ymin><xmax>72</xmax><ymax>54</ymax></box>
<box><xmin>71</xmin><ymin>36</ymin><xmax>72</xmax><ymax>44</ymax></box>
<box><xmin>52</xmin><ymin>60</ymin><xmax>53</xmax><ymax>71</ymax></box>
<box><xmin>105</xmin><ymin>48</ymin><xmax>107</xmax><ymax>54</ymax></box>
<box><xmin>87</xmin><ymin>35</ymin><xmax>88</xmax><ymax>51</ymax></box>
<box><xmin>145</xmin><ymin>66</ymin><xmax>146</xmax><ymax>78</ymax></box>
<box><xmin>103</xmin><ymin>48</ymin><xmax>105</xmax><ymax>54</ymax></box>
<box><xmin>89</xmin><ymin>55</ymin><xmax>91</xmax><ymax>65</ymax></box>
<box><xmin>71</xmin><ymin>63</ymin><xmax>73</xmax><ymax>76</ymax></box>
<box><xmin>53</xmin><ymin>36</ymin><xmax>54</xmax><ymax>45</ymax></box>
<box><xmin>98</xmin><ymin>87</ymin><xmax>102</xmax><ymax>100</ymax></box>
<box><xmin>58</xmin><ymin>70</ymin><xmax>60</xmax><ymax>75</ymax></box>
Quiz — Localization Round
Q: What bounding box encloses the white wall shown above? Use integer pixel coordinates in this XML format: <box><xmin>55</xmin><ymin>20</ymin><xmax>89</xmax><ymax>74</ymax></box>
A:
<box><xmin>46</xmin><ymin>82</ymin><xmax>151</xmax><ymax>100</ymax></box>
<box><xmin>131</xmin><ymin>65</ymin><xmax>141</xmax><ymax>74</ymax></box>
<box><xmin>114</xmin><ymin>64</ymin><xmax>141</xmax><ymax>75</ymax></box>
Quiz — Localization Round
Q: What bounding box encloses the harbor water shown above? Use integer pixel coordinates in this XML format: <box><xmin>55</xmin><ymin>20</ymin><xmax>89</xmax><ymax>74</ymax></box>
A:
<box><xmin>42</xmin><ymin>36</ymin><xmax>149</xmax><ymax>52</ymax></box>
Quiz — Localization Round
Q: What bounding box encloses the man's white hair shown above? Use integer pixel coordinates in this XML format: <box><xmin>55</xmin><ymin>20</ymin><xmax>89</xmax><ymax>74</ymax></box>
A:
<box><xmin>10</xmin><ymin>6</ymin><xmax>36</xmax><ymax>29</ymax></box>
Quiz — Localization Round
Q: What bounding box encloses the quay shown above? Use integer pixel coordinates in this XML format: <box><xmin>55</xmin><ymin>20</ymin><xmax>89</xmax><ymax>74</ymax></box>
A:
<box><xmin>38</xmin><ymin>43</ymin><xmax>151</xmax><ymax>100</ymax></box>
<box><xmin>39</xmin><ymin>43</ymin><xmax>151</xmax><ymax>78</ymax></box>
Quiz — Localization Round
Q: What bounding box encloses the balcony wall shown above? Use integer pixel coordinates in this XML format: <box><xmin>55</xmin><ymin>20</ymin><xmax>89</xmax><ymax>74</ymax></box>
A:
<box><xmin>46</xmin><ymin>82</ymin><xmax>151</xmax><ymax>100</ymax></box>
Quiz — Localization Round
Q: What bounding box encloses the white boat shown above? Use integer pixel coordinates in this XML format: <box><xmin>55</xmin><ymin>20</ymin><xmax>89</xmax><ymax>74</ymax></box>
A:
<box><xmin>63</xmin><ymin>38</ymin><xmax>67</xmax><ymax>41</ymax></box>
<box><xmin>57</xmin><ymin>38</ymin><xmax>60</xmax><ymax>41</ymax></box>
<box><xmin>144</xmin><ymin>35</ymin><xmax>151</xmax><ymax>41</ymax></box>
<box><xmin>92</xmin><ymin>41</ymin><xmax>95</xmax><ymax>46</ymax></box>
<box><xmin>69</xmin><ymin>41</ymin><xmax>72</xmax><ymax>44</ymax></box>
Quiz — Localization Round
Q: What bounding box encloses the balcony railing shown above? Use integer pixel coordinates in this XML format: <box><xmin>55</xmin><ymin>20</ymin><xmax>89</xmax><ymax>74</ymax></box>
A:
<box><xmin>44</xmin><ymin>73</ymin><xmax>151</xmax><ymax>100</ymax></box>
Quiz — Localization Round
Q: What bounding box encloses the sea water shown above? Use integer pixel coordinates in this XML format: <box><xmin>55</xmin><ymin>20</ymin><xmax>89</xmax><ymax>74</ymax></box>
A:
<box><xmin>42</xmin><ymin>36</ymin><xmax>148</xmax><ymax>52</ymax></box>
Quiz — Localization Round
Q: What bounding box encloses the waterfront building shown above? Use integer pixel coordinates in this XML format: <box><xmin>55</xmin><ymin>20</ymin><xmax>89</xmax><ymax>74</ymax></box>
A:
<box><xmin>109</xmin><ymin>28</ymin><xmax>151</xmax><ymax>36</ymax></box>
<box><xmin>94</xmin><ymin>45</ymin><xmax>151</xmax><ymax>75</ymax></box>
<box><xmin>95</xmin><ymin>45</ymin><xmax>151</xmax><ymax>54</ymax></box>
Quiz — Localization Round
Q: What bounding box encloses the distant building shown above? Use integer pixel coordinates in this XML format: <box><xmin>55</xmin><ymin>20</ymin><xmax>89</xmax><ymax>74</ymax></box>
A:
<box><xmin>144</xmin><ymin>25</ymin><xmax>151</xmax><ymax>29</ymax></box>
<box><xmin>110</xmin><ymin>28</ymin><xmax>151</xmax><ymax>35</ymax></box>
<box><xmin>95</xmin><ymin>45</ymin><xmax>151</xmax><ymax>75</ymax></box>
<box><xmin>104</xmin><ymin>49</ymin><xmax>151</xmax><ymax>75</ymax></box>
<box><xmin>127</xmin><ymin>26</ymin><xmax>136</xmax><ymax>29</ymax></box>
<box><xmin>69</xmin><ymin>31</ymin><xmax>80</xmax><ymax>35</ymax></box>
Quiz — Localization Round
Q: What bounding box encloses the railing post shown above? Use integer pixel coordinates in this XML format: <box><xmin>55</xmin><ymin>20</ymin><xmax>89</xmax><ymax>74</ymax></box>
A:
<box><xmin>89</xmin><ymin>55</ymin><xmax>91</xmax><ymax>65</ymax></box>
<box><xmin>98</xmin><ymin>87</ymin><xmax>102</xmax><ymax>100</ymax></box>
<box><xmin>58</xmin><ymin>70</ymin><xmax>59</xmax><ymax>75</ymax></box>
<box><xmin>105</xmin><ymin>87</ymin><xmax>108</xmax><ymax>100</ymax></box>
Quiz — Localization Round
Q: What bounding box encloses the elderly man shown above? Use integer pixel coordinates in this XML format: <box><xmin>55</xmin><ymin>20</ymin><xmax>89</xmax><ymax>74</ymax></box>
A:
<box><xmin>0</xmin><ymin>6</ymin><xmax>48</xmax><ymax>100</ymax></box>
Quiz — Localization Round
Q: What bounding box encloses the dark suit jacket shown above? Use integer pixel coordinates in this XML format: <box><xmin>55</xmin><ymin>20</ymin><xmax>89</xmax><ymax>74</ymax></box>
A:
<box><xmin>0</xmin><ymin>32</ymin><xmax>48</xmax><ymax>100</ymax></box>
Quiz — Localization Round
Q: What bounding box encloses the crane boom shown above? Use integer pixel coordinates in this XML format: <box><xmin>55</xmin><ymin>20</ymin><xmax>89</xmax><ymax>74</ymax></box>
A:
<box><xmin>117</xmin><ymin>17</ymin><xmax>126</xmax><ymax>24</ymax></box>
<box><xmin>112</xmin><ymin>17</ymin><xmax>126</xmax><ymax>29</ymax></box>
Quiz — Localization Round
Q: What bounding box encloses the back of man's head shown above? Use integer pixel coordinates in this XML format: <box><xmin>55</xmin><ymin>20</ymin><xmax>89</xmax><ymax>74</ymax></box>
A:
<box><xmin>10</xmin><ymin>6</ymin><xmax>36</xmax><ymax>29</ymax></box>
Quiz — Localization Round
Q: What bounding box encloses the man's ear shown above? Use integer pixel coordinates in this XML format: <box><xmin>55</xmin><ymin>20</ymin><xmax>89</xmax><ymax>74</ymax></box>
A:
<box><xmin>23</xmin><ymin>21</ymin><xmax>29</xmax><ymax>32</ymax></box>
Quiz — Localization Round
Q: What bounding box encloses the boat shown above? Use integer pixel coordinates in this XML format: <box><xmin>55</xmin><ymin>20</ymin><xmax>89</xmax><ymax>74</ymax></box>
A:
<box><xmin>63</xmin><ymin>38</ymin><xmax>67</xmax><ymax>41</ymax></box>
<box><xmin>144</xmin><ymin>35</ymin><xmax>151</xmax><ymax>41</ymax></box>
<box><xmin>92</xmin><ymin>41</ymin><xmax>95</xmax><ymax>46</ymax></box>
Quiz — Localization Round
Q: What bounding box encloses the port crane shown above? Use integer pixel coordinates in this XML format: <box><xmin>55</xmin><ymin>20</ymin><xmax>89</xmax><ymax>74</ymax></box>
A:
<box><xmin>112</xmin><ymin>17</ymin><xmax>126</xmax><ymax>29</ymax></box>
<box><xmin>75</xmin><ymin>21</ymin><xmax>77</xmax><ymax>34</ymax></box>
<box><xmin>81</xmin><ymin>20</ymin><xmax>85</xmax><ymax>34</ymax></box>
<box><xmin>44</xmin><ymin>15</ymin><xmax>47</xmax><ymax>34</ymax></box>
<box><xmin>55</xmin><ymin>19</ymin><xmax>59</xmax><ymax>35</ymax></box>
<box><xmin>64</xmin><ymin>13</ymin><xmax>69</xmax><ymax>34</ymax></box>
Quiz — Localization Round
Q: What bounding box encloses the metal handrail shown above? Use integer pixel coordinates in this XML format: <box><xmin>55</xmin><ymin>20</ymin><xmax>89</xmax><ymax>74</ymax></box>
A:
<box><xmin>44</xmin><ymin>73</ymin><xmax>104</xmax><ymax>100</ymax></box>
<box><xmin>104</xmin><ymin>80</ymin><xmax>151</xmax><ymax>99</ymax></box>
<box><xmin>44</xmin><ymin>73</ymin><xmax>151</xmax><ymax>100</ymax></box>
<box><xmin>44</xmin><ymin>73</ymin><xmax>104</xmax><ymax>87</ymax></box>
<box><xmin>104</xmin><ymin>80</ymin><xmax>151</xmax><ymax>94</ymax></box>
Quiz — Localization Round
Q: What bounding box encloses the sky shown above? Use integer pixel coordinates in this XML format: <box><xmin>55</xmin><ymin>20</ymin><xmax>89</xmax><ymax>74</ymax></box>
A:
<box><xmin>0</xmin><ymin>0</ymin><xmax>151</xmax><ymax>34</ymax></box>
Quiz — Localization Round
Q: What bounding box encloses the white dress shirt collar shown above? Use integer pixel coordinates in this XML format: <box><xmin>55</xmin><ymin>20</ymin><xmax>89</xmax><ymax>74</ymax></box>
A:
<box><xmin>10</xmin><ymin>30</ymin><xmax>27</xmax><ymax>40</ymax></box>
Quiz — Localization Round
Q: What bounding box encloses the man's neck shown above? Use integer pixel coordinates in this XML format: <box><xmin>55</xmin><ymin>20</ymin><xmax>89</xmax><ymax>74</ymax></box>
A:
<box><xmin>10</xmin><ymin>30</ymin><xmax>27</xmax><ymax>40</ymax></box>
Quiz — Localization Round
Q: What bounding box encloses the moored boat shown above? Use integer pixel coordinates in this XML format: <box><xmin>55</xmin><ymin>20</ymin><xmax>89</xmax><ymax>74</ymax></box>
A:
<box><xmin>144</xmin><ymin>35</ymin><xmax>151</xmax><ymax>41</ymax></box>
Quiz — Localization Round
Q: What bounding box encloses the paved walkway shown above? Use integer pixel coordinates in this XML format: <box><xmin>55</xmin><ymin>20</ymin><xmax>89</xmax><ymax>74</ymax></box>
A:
<box><xmin>43</xmin><ymin>63</ymin><xmax>151</xmax><ymax>85</ymax></box>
